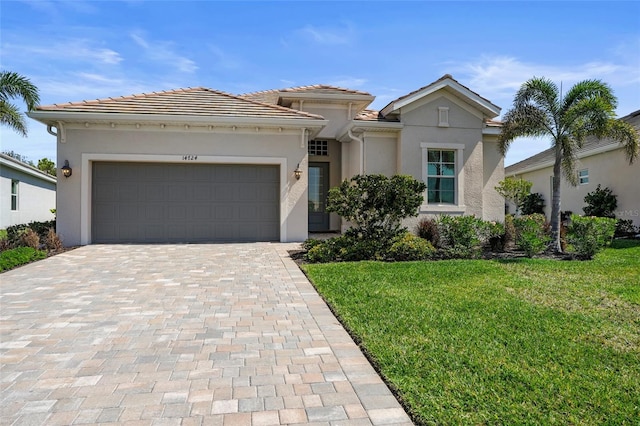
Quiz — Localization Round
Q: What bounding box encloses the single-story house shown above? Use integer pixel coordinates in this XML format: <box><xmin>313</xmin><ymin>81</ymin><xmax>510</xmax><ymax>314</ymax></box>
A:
<box><xmin>28</xmin><ymin>74</ymin><xmax>504</xmax><ymax>245</ymax></box>
<box><xmin>0</xmin><ymin>153</ymin><xmax>57</xmax><ymax>229</ymax></box>
<box><xmin>506</xmin><ymin>109</ymin><xmax>640</xmax><ymax>226</ymax></box>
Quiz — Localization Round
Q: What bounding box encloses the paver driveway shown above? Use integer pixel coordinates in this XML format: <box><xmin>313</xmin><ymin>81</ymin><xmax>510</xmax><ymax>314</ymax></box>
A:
<box><xmin>0</xmin><ymin>244</ymin><xmax>412</xmax><ymax>426</ymax></box>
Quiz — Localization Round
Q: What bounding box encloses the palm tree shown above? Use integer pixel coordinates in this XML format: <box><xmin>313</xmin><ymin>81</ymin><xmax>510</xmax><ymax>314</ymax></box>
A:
<box><xmin>499</xmin><ymin>77</ymin><xmax>638</xmax><ymax>252</ymax></box>
<box><xmin>0</xmin><ymin>71</ymin><xmax>40</xmax><ymax>136</ymax></box>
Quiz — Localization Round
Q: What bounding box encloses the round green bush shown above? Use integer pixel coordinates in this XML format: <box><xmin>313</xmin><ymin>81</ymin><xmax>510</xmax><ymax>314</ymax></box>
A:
<box><xmin>387</xmin><ymin>233</ymin><xmax>435</xmax><ymax>261</ymax></box>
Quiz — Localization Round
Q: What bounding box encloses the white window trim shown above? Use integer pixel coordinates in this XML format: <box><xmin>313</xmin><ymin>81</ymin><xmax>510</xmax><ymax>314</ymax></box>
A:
<box><xmin>420</xmin><ymin>143</ymin><xmax>465</xmax><ymax>213</ymax></box>
<box><xmin>578</xmin><ymin>168</ymin><xmax>589</xmax><ymax>185</ymax></box>
<box><xmin>11</xmin><ymin>179</ymin><xmax>19</xmax><ymax>211</ymax></box>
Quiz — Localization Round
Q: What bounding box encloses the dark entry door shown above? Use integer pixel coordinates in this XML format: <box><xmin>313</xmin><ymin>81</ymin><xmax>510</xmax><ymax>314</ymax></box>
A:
<box><xmin>308</xmin><ymin>162</ymin><xmax>330</xmax><ymax>232</ymax></box>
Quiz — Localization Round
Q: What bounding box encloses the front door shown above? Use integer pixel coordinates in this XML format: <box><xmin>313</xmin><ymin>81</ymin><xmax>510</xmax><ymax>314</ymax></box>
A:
<box><xmin>308</xmin><ymin>162</ymin><xmax>330</xmax><ymax>232</ymax></box>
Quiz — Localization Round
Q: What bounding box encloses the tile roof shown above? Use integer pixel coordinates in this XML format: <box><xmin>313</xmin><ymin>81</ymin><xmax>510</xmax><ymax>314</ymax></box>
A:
<box><xmin>354</xmin><ymin>109</ymin><xmax>400</xmax><ymax>122</ymax></box>
<box><xmin>506</xmin><ymin>109</ymin><xmax>640</xmax><ymax>174</ymax></box>
<box><xmin>241</xmin><ymin>85</ymin><xmax>373</xmax><ymax>104</ymax></box>
<box><xmin>36</xmin><ymin>87</ymin><xmax>325</xmax><ymax>120</ymax></box>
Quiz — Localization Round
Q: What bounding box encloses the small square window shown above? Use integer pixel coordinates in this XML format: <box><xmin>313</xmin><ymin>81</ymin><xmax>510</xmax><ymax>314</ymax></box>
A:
<box><xmin>578</xmin><ymin>169</ymin><xmax>589</xmax><ymax>185</ymax></box>
<box><xmin>308</xmin><ymin>140</ymin><xmax>328</xmax><ymax>156</ymax></box>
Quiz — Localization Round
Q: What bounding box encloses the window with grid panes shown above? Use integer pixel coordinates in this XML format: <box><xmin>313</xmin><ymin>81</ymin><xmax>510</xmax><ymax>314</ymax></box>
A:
<box><xmin>427</xmin><ymin>149</ymin><xmax>456</xmax><ymax>204</ymax></box>
<box><xmin>308</xmin><ymin>140</ymin><xmax>328</xmax><ymax>156</ymax></box>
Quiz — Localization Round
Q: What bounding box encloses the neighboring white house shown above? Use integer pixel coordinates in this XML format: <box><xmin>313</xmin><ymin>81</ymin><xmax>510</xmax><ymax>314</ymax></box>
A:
<box><xmin>0</xmin><ymin>153</ymin><xmax>57</xmax><ymax>229</ymax></box>
<box><xmin>506</xmin><ymin>109</ymin><xmax>640</xmax><ymax>226</ymax></box>
<box><xmin>28</xmin><ymin>74</ymin><xmax>504</xmax><ymax>246</ymax></box>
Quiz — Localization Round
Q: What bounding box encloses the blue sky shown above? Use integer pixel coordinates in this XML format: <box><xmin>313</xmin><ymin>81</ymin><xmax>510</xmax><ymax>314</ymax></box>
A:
<box><xmin>1</xmin><ymin>0</ymin><xmax>639</xmax><ymax>166</ymax></box>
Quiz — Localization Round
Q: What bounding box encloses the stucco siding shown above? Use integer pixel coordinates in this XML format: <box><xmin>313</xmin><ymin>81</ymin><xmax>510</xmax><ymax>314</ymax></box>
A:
<box><xmin>514</xmin><ymin>147</ymin><xmax>640</xmax><ymax>226</ymax></box>
<box><xmin>0</xmin><ymin>166</ymin><xmax>56</xmax><ymax>229</ymax></box>
<box><xmin>363</xmin><ymin>134</ymin><xmax>397</xmax><ymax>176</ymax></box>
<box><xmin>298</xmin><ymin>104</ymin><xmax>351</xmax><ymax>139</ymax></box>
<box><xmin>482</xmin><ymin>138</ymin><xmax>505</xmax><ymax>222</ymax></box>
<box><xmin>56</xmin><ymin>125</ymin><xmax>308</xmax><ymax>245</ymax></box>
<box><xmin>399</xmin><ymin>95</ymin><xmax>486</xmax><ymax>217</ymax></box>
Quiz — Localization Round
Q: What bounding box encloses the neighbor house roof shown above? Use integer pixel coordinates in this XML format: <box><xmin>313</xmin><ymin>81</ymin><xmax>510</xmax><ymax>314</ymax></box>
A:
<box><xmin>506</xmin><ymin>109</ymin><xmax>640</xmax><ymax>175</ymax></box>
<box><xmin>32</xmin><ymin>87</ymin><xmax>325</xmax><ymax>121</ymax></box>
<box><xmin>0</xmin><ymin>153</ymin><xmax>57</xmax><ymax>184</ymax></box>
<box><xmin>380</xmin><ymin>74</ymin><xmax>501</xmax><ymax>119</ymax></box>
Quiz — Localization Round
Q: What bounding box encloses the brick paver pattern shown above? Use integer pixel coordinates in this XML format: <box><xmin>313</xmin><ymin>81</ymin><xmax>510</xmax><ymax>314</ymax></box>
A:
<box><xmin>0</xmin><ymin>244</ymin><xmax>413</xmax><ymax>425</ymax></box>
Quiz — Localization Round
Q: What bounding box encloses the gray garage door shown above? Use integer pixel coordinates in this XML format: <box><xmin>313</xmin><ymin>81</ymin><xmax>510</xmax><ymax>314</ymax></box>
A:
<box><xmin>92</xmin><ymin>162</ymin><xmax>280</xmax><ymax>243</ymax></box>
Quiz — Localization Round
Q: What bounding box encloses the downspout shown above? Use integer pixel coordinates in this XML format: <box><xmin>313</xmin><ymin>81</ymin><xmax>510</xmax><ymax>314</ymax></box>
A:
<box><xmin>347</xmin><ymin>129</ymin><xmax>364</xmax><ymax>174</ymax></box>
<box><xmin>300</xmin><ymin>128</ymin><xmax>306</xmax><ymax>148</ymax></box>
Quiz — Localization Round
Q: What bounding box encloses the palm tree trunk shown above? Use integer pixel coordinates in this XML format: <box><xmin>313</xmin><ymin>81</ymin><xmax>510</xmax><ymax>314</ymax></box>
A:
<box><xmin>550</xmin><ymin>145</ymin><xmax>563</xmax><ymax>252</ymax></box>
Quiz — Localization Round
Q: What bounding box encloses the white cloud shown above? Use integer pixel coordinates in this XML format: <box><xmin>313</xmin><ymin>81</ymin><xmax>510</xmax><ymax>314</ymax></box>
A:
<box><xmin>208</xmin><ymin>45</ymin><xmax>241</xmax><ymax>70</ymax></box>
<box><xmin>449</xmin><ymin>55</ymin><xmax>640</xmax><ymax>106</ymax></box>
<box><xmin>297</xmin><ymin>23</ymin><xmax>355</xmax><ymax>45</ymax></box>
<box><xmin>129</xmin><ymin>32</ymin><xmax>198</xmax><ymax>74</ymax></box>
<box><xmin>3</xmin><ymin>39</ymin><xmax>122</xmax><ymax>65</ymax></box>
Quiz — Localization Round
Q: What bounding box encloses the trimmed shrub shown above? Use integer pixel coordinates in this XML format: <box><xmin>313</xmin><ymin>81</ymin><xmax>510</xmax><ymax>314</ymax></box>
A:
<box><xmin>521</xmin><ymin>192</ymin><xmax>545</xmax><ymax>215</ymax></box>
<box><xmin>304</xmin><ymin>231</ymin><xmax>385</xmax><ymax>263</ymax></box>
<box><xmin>6</xmin><ymin>220</ymin><xmax>56</xmax><ymax>245</ymax></box>
<box><xmin>386</xmin><ymin>233</ymin><xmax>435</xmax><ymax>261</ymax></box>
<box><xmin>301</xmin><ymin>238</ymin><xmax>323</xmax><ymax>251</ymax></box>
<box><xmin>513</xmin><ymin>214</ymin><xmax>551</xmax><ymax>257</ymax></box>
<box><xmin>567</xmin><ymin>215</ymin><xmax>617</xmax><ymax>259</ymax></box>
<box><xmin>435</xmin><ymin>215</ymin><xmax>485</xmax><ymax>259</ymax></box>
<box><xmin>0</xmin><ymin>247</ymin><xmax>47</xmax><ymax>272</ymax></box>
<box><xmin>583</xmin><ymin>185</ymin><xmax>617</xmax><ymax>218</ymax></box>
<box><xmin>615</xmin><ymin>219</ymin><xmax>638</xmax><ymax>238</ymax></box>
<box><xmin>416</xmin><ymin>218</ymin><xmax>439</xmax><ymax>247</ymax></box>
<box><xmin>327</xmin><ymin>174</ymin><xmax>426</xmax><ymax>244</ymax></box>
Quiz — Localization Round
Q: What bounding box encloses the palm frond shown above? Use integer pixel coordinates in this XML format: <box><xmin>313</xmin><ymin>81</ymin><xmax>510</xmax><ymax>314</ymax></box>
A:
<box><xmin>562</xmin><ymin>79</ymin><xmax>617</xmax><ymax>114</ymax></box>
<box><xmin>0</xmin><ymin>100</ymin><xmax>28</xmax><ymax>136</ymax></box>
<box><xmin>0</xmin><ymin>70</ymin><xmax>40</xmax><ymax>110</ymax></box>
<box><xmin>559</xmin><ymin>135</ymin><xmax>578</xmax><ymax>186</ymax></box>
<box><xmin>604</xmin><ymin>119</ymin><xmax>640</xmax><ymax>164</ymax></box>
<box><xmin>514</xmin><ymin>77</ymin><xmax>560</xmax><ymax>122</ymax></box>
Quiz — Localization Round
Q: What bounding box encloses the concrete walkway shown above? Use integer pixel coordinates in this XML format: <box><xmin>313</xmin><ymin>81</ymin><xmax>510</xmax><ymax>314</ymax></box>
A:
<box><xmin>0</xmin><ymin>244</ymin><xmax>413</xmax><ymax>426</ymax></box>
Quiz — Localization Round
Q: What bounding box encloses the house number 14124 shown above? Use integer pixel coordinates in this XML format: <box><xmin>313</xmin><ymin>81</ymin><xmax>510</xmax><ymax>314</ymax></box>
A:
<box><xmin>182</xmin><ymin>155</ymin><xmax>198</xmax><ymax>160</ymax></box>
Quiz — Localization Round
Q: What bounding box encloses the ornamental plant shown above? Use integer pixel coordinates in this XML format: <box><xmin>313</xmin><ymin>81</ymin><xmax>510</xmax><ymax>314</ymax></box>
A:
<box><xmin>567</xmin><ymin>214</ymin><xmax>617</xmax><ymax>259</ymax></box>
<box><xmin>513</xmin><ymin>213</ymin><xmax>551</xmax><ymax>257</ymax></box>
<box><xmin>327</xmin><ymin>174</ymin><xmax>426</xmax><ymax>243</ymax></box>
<box><xmin>583</xmin><ymin>185</ymin><xmax>617</xmax><ymax>218</ymax></box>
<box><xmin>435</xmin><ymin>215</ymin><xmax>486</xmax><ymax>259</ymax></box>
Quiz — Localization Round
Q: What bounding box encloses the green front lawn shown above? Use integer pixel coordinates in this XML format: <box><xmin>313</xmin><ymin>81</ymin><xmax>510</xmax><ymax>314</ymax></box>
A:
<box><xmin>302</xmin><ymin>239</ymin><xmax>640</xmax><ymax>425</ymax></box>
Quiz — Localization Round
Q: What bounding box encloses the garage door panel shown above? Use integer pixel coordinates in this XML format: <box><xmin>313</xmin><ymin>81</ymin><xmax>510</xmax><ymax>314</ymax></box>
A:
<box><xmin>144</xmin><ymin>184</ymin><xmax>166</xmax><ymax>201</ymax></box>
<box><xmin>92</xmin><ymin>162</ymin><xmax>279</xmax><ymax>243</ymax></box>
<box><xmin>239</xmin><ymin>186</ymin><xmax>257</xmax><ymax>201</ymax></box>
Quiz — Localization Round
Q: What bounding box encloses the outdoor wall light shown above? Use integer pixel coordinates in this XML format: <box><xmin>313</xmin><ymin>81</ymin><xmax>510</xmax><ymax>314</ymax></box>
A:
<box><xmin>294</xmin><ymin>164</ymin><xmax>302</xmax><ymax>180</ymax></box>
<box><xmin>61</xmin><ymin>160</ymin><xmax>72</xmax><ymax>178</ymax></box>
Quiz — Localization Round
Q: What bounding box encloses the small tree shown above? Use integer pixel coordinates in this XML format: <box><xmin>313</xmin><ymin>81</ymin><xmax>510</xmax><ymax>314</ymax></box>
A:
<box><xmin>37</xmin><ymin>158</ymin><xmax>56</xmax><ymax>176</ymax></box>
<box><xmin>583</xmin><ymin>185</ymin><xmax>617</xmax><ymax>218</ymax></box>
<box><xmin>327</xmin><ymin>174</ymin><xmax>426</xmax><ymax>241</ymax></box>
<box><xmin>495</xmin><ymin>177</ymin><xmax>532</xmax><ymax>214</ymax></box>
<box><xmin>521</xmin><ymin>193</ymin><xmax>545</xmax><ymax>215</ymax></box>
